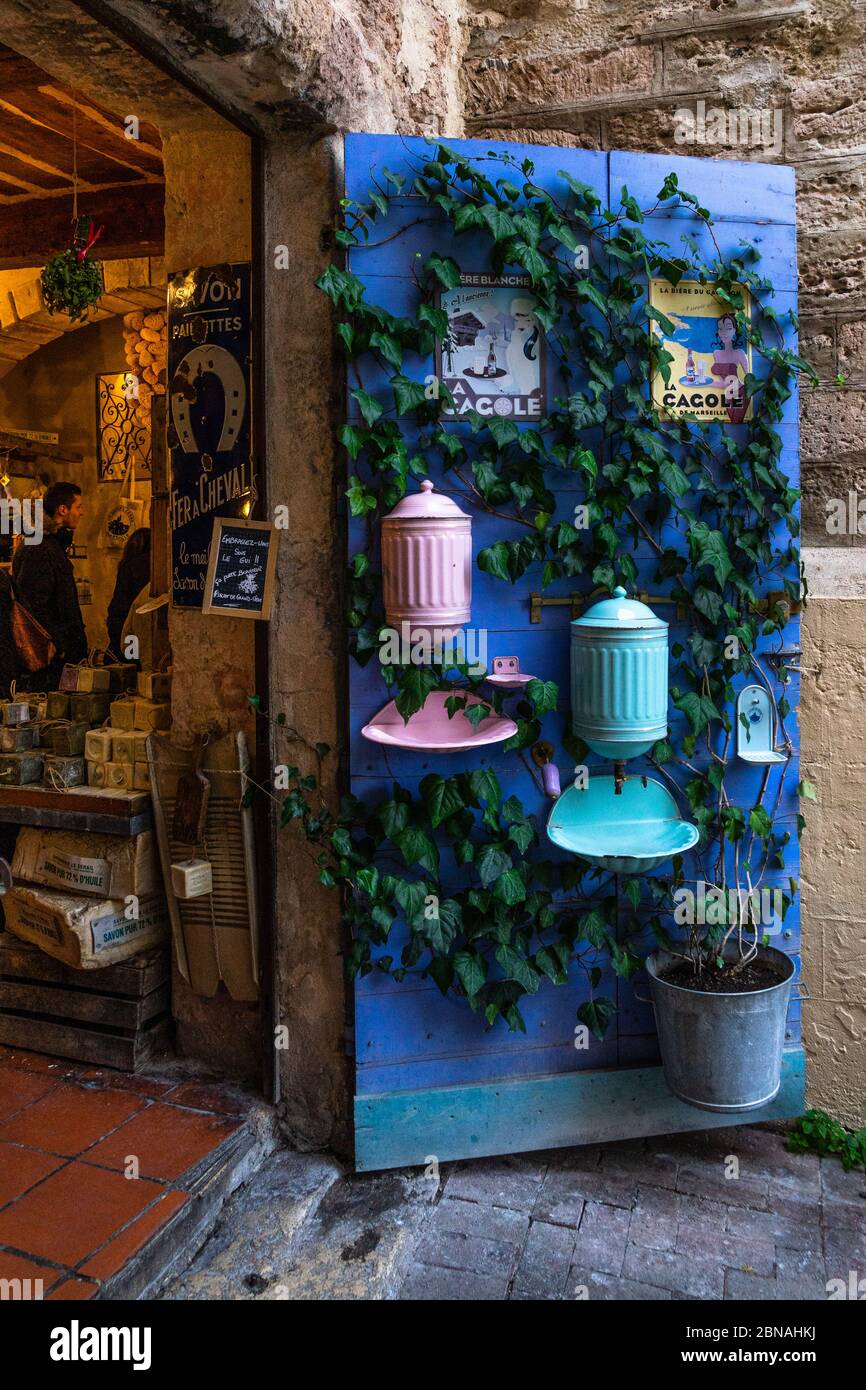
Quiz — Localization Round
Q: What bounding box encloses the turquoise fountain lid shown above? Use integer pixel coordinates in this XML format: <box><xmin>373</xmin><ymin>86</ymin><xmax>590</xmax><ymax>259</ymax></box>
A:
<box><xmin>572</xmin><ymin>586</ymin><xmax>667</xmax><ymax>630</ymax></box>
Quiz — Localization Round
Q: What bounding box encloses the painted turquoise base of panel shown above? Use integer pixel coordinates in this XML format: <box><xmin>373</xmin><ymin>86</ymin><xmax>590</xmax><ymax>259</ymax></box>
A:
<box><xmin>354</xmin><ymin>1048</ymin><xmax>806</xmax><ymax>1172</ymax></box>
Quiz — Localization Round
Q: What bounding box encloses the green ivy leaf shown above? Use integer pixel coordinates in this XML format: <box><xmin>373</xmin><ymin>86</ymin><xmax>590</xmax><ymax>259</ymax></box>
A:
<box><xmin>477</xmin><ymin>843</ymin><xmax>513</xmax><ymax>888</ymax></box>
<box><xmin>493</xmin><ymin>867</ymin><xmax>526</xmax><ymax>905</ymax></box>
<box><xmin>420</xmin><ymin>773</ymin><xmax>465</xmax><ymax>828</ymax></box>
<box><xmin>577</xmin><ymin>997</ymin><xmax>616</xmax><ymax>1041</ymax></box>
<box><xmin>527</xmin><ymin>678</ymin><xmax>558</xmax><ymax>716</ymax></box>
<box><xmin>454</xmin><ymin>950</ymin><xmax>486</xmax><ymax>1000</ymax></box>
<box><xmin>397</xmin><ymin>826</ymin><xmax>439</xmax><ymax>874</ymax></box>
<box><xmin>350</xmin><ymin>388</ymin><xmax>384</xmax><ymax>426</ymax></box>
<box><xmin>424</xmin><ymin>252</ymin><xmax>462</xmax><ymax>289</ymax></box>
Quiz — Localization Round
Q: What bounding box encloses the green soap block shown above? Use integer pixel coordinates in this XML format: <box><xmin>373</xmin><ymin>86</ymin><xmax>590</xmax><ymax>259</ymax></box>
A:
<box><xmin>46</xmin><ymin>692</ymin><xmax>70</xmax><ymax>720</ymax></box>
<box><xmin>46</xmin><ymin>721</ymin><xmax>88</xmax><ymax>757</ymax></box>
<box><xmin>43</xmin><ymin>754</ymin><xmax>86</xmax><ymax>788</ymax></box>
<box><xmin>0</xmin><ymin>725</ymin><xmax>35</xmax><ymax>752</ymax></box>
<box><xmin>68</xmin><ymin>692</ymin><xmax>111</xmax><ymax>725</ymax></box>
<box><xmin>0</xmin><ymin>752</ymin><xmax>43</xmax><ymax>785</ymax></box>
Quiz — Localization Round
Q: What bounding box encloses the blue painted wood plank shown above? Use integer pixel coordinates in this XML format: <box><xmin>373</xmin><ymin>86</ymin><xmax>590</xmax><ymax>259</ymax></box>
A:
<box><xmin>354</xmin><ymin>1048</ymin><xmax>806</xmax><ymax>1171</ymax></box>
<box><xmin>608</xmin><ymin>150</ymin><xmax>796</xmax><ymax>225</ymax></box>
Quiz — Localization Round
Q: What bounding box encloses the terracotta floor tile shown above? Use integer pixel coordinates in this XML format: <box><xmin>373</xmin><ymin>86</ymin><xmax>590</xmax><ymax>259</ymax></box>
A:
<box><xmin>47</xmin><ymin>1276</ymin><xmax>100</xmax><ymax>1300</ymax></box>
<box><xmin>0</xmin><ymin>1142</ymin><xmax>65</xmax><ymax>1208</ymax></box>
<box><xmin>0</xmin><ymin>1160</ymin><xmax>163</xmax><ymax>1266</ymax></box>
<box><xmin>163</xmin><ymin>1081</ymin><xmax>251</xmax><ymax>1115</ymax></box>
<box><xmin>83</xmin><ymin>1103</ymin><xmax>241</xmax><ymax>1181</ymax></box>
<box><xmin>0</xmin><ymin>1068</ymin><xmax>60</xmax><ymax>1124</ymax></box>
<box><xmin>0</xmin><ymin>1083</ymin><xmax>147</xmax><ymax>1156</ymax></box>
<box><xmin>79</xmin><ymin>1069</ymin><xmax>177</xmax><ymax>1099</ymax></box>
<box><xmin>0</xmin><ymin>1248</ymin><xmax>59</xmax><ymax>1297</ymax></box>
<box><xmin>0</xmin><ymin>1047</ymin><xmax>73</xmax><ymax>1076</ymax></box>
<box><xmin>81</xmin><ymin>1189</ymin><xmax>189</xmax><ymax>1281</ymax></box>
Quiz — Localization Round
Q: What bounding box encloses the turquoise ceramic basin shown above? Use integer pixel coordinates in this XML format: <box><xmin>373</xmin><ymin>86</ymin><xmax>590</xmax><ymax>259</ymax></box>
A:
<box><xmin>546</xmin><ymin>775</ymin><xmax>699</xmax><ymax>873</ymax></box>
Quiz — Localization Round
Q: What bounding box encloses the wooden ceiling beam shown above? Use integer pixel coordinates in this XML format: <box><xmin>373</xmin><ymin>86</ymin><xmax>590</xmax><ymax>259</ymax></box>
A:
<box><xmin>0</xmin><ymin>183</ymin><xmax>164</xmax><ymax>269</ymax></box>
<box><xmin>0</xmin><ymin>176</ymin><xmax>156</xmax><ymax>207</ymax></box>
<box><xmin>0</xmin><ymin>92</ymin><xmax>163</xmax><ymax>181</ymax></box>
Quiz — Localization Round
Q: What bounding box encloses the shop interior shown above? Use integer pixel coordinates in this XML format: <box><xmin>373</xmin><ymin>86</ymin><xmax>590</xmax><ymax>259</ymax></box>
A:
<box><xmin>0</xmin><ymin>25</ymin><xmax>265</xmax><ymax>1298</ymax></box>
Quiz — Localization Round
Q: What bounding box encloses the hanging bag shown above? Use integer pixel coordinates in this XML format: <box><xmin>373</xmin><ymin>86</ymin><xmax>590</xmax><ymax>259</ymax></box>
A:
<box><xmin>8</xmin><ymin>578</ymin><xmax>57</xmax><ymax>673</ymax></box>
<box><xmin>105</xmin><ymin>459</ymin><xmax>146</xmax><ymax>549</ymax></box>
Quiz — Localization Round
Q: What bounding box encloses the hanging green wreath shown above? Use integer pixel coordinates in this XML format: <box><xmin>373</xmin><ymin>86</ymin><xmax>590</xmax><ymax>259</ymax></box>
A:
<box><xmin>41</xmin><ymin>215</ymin><xmax>104</xmax><ymax>323</ymax></box>
<box><xmin>262</xmin><ymin>144</ymin><xmax>815</xmax><ymax>1037</ymax></box>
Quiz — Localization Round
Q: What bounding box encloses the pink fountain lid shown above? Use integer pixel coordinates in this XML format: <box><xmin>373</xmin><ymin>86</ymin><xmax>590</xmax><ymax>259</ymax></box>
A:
<box><xmin>384</xmin><ymin>479</ymin><xmax>470</xmax><ymax>521</ymax></box>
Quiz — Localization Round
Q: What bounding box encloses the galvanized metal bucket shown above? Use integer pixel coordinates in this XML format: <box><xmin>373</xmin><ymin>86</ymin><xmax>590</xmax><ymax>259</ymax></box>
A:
<box><xmin>645</xmin><ymin>944</ymin><xmax>795</xmax><ymax>1112</ymax></box>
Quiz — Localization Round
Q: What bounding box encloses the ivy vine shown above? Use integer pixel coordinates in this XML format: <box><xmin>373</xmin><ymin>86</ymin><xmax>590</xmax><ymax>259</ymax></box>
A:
<box><xmin>279</xmin><ymin>142</ymin><xmax>814</xmax><ymax>1035</ymax></box>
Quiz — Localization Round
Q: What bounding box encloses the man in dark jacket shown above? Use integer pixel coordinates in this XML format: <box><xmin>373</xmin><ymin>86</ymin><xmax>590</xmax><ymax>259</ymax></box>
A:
<box><xmin>14</xmin><ymin>481</ymin><xmax>87</xmax><ymax>670</ymax></box>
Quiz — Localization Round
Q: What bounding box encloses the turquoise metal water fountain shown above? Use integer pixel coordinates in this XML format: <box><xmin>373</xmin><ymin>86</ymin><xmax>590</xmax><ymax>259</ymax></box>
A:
<box><xmin>546</xmin><ymin>588</ymin><xmax>699</xmax><ymax>873</ymax></box>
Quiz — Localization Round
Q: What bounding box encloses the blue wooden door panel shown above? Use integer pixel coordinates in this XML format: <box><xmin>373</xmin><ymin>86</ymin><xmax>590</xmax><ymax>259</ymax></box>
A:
<box><xmin>344</xmin><ymin>135</ymin><xmax>804</xmax><ymax>1169</ymax></box>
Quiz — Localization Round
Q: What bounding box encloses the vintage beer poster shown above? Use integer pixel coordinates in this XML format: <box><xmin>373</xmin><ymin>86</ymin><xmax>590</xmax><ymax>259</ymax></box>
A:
<box><xmin>649</xmin><ymin>280</ymin><xmax>753</xmax><ymax>423</ymax></box>
<box><xmin>436</xmin><ymin>273</ymin><xmax>547</xmax><ymax>421</ymax></box>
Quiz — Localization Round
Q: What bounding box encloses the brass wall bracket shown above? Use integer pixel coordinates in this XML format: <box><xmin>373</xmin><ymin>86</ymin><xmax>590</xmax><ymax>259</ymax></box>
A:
<box><xmin>529</xmin><ymin>589</ymin><xmax>687</xmax><ymax>623</ymax></box>
<box><xmin>754</xmin><ymin>590</ymin><xmax>802</xmax><ymax>619</ymax></box>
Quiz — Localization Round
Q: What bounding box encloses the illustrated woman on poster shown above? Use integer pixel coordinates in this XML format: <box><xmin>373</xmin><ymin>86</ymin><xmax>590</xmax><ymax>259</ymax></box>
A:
<box><xmin>506</xmin><ymin>297</ymin><xmax>540</xmax><ymax>396</ymax></box>
<box><xmin>711</xmin><ymin>313</ymin><xmax>750</xmax><ymax>423</ymax></box>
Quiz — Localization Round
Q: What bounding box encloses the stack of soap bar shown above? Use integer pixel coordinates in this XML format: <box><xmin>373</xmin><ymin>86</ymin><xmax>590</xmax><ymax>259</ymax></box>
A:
<box><xmin>137</xmin><ymin>670</ymin><xmax>172</xmax><ymax>702</ymax></box>
<box><xmin>134</xmin><ymin>700</ymin><xmax>171</xmax><ymax>732</ymax></box>
<box><xmin>0</xmin><ymin>752</ymin><xmax>43</xmax><ymax>785</ymax></box>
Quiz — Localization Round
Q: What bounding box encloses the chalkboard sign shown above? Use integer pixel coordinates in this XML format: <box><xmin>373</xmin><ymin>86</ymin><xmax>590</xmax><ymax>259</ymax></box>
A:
<box><xmin>202</xmin><ymin>518</ymin><xmax>277</xmax><ymax>619</ymax></box>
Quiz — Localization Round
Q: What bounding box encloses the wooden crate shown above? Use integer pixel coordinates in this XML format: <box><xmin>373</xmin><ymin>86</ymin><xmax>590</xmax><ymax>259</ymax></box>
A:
<box><xmin>0</xmin><ymin>929</ymin><xmax>172</xmax><ymax>1071</ymax></box>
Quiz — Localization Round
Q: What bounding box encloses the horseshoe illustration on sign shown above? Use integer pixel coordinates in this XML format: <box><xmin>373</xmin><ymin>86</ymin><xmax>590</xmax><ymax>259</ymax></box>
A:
<box><xmin>170</xmin><ymin>345</ymin><xmax>247</xmax><ymax>470</ymax></box>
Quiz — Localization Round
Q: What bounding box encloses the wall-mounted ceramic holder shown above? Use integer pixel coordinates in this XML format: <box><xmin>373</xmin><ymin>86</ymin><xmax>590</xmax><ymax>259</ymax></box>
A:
<box><xmin>484</xmin><ymin>656</ymin><xmax>536</xmax><ymax>690</ymax></box>
<box><xmin>361</xmin><ymin>690</ymin><xmax>517</xmax><ymax>752</ymax></box>
<box><xmin>546</xmin><ymin>776</ymin><xmax>699</xmax><ymax>874</ymax></box>
<box><xmin>736</xmin><ymin>684</ymin><xmax>787</xmax><ymax>765</ymax></box>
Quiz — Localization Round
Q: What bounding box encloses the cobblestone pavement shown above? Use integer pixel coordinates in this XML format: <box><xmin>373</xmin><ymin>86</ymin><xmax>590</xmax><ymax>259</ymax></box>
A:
<box><xmin>164</xmin><ymin>1122</ymin><xmax>866</xmax><ymax>1301</ymax></box>
<box><xmin>399</xmin><ymin>1125</ymin><xmax>866</xmax><ymax>1301</ymax></box>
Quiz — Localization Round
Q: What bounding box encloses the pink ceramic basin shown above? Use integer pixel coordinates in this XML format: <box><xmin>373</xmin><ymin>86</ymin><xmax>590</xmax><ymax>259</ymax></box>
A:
<box><xmin>361</xmin><ymin>690</ymin><xmax>518</xmax><ymax>752</ymax></box>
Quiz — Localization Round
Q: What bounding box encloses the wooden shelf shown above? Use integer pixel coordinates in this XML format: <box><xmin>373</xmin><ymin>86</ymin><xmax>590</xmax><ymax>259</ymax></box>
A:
<box><xmin>0</xmin><ymin>785</ymin><xmax>152</xmax><ymax>836</ymax></box>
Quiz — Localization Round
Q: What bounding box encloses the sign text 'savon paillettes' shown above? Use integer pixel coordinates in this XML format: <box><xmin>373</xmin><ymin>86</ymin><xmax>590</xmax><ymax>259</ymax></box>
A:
<box><xmin>167</xmin><ymin>262</ymin><xmax>254</xmax><ymax>607</ymax></box>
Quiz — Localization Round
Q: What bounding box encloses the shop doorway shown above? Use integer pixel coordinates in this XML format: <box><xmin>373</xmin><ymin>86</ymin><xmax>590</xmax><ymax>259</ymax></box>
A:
<box><xmin>0</xmin><ymin>9</ymin><xmax>274</xmax><ymax>1109</ymax></box>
